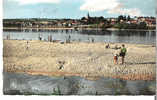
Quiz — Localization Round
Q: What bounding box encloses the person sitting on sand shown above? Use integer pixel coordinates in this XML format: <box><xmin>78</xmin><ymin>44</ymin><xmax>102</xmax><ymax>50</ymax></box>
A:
<box><xmin>106</xmin><ymin>44</ymin><xmax>110</xmax><ymax>49</ymax></box>
<box><xmin>119</xmin><ymin>44</ymin><xmax>127</xmax><ymax>64</ymax></box>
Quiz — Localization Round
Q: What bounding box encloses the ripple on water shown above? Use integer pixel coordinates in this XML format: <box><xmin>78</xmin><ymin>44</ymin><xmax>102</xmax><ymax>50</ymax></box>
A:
<box><xmin>3</xmin><ymin>72</ymin><xmax>156</xmax><ymax>95</ymax></box>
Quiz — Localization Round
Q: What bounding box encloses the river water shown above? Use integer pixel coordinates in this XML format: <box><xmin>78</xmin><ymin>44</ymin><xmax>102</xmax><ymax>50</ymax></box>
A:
<box><xmin>3</xmin><ymin>72</ymin><xmax>155</xmax><ymax>95</ymax></box>
<box><xmin>3</xmin><ymin>29</ymin><xmax>156</xmax><ymax>45</ymax></box>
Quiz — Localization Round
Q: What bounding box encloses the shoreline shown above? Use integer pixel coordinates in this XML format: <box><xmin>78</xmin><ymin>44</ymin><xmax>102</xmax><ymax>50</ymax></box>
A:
<box><xmin>3</xmin><ymin>40</ymin><xmax>156</xmax><ymax>81</ymax></box>
<box><xmin>3</xmin><ymin>39</ymin><xmax>156</xmax><ymax>46</ymax></box>
<box><xmin>3</xmin><ymin>27</ymin><xmax>156</xmax><ymax>31</ymax></box>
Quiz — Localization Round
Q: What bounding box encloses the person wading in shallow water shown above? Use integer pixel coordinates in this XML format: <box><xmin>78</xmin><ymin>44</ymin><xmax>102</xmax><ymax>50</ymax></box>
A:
<box><xmin>119</xmin><ymin>44</ymin><xmax>127</xmax><ymax>64</ymax></box>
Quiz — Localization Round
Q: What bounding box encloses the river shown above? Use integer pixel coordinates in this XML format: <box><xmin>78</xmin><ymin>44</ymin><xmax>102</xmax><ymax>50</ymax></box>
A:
<box><xmin>3</xmin><ymin>29</ymin><xmax>156</xmax><ymax>45</ymax></box>
<box><xmin>3</xmin><ymin>72</ymin><xmax>156</xmax><ymax>95</ymax></box>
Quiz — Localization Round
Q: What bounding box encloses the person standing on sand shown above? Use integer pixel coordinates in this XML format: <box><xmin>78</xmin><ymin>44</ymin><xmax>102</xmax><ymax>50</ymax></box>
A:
<box><xmin>26</xmin><ymin>41</ymin><xmax>29</xmax><ymax>50</ymax></box>
<box><xmin>113</xmin><ymin>49</ymin><xmax>119</xmax><ymax>64</ymax></box>
<box><xmin>119</xmin><ymin>44</ymin><xmax>127</xmax><ymax>64</ymax></box>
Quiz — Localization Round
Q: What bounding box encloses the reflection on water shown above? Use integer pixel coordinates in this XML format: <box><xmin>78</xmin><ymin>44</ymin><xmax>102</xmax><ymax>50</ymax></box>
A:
<box><xmin>3</xmin><ymin>72</ymin><xmax>155</xmax><ymax>95</ymax></box>
<box><xmin>3</xmin><ymin>29</ymin><xmax>156</xmax><ymax>45</ymax></box>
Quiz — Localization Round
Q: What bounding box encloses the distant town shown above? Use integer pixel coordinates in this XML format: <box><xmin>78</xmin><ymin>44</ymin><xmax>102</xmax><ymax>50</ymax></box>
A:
<box><xmin>3</xmin><ymin>13</ymin><xmax>156</xmax><ymax>30</ymax></box>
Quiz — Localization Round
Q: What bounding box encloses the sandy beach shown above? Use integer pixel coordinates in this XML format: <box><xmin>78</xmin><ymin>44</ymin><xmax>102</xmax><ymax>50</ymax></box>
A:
<box><xmin>3</xmin><ymin>40</ymin><xmax>156</xmax><ymax>80</ymax></box>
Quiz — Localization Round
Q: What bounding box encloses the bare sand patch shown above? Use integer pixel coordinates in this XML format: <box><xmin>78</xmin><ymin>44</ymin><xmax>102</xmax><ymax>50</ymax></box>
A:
<box><xmin>3</xmin><ymin>40</ymin><xmax>156</xmax><ymax>80</ymax></box>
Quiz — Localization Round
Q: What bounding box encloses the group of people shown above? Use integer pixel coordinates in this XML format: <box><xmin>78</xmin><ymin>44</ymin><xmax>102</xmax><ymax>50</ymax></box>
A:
<box><xmin>114</xmin><ymin>44</ymin><xmax>127</xmax><ymax>65</ymax></box>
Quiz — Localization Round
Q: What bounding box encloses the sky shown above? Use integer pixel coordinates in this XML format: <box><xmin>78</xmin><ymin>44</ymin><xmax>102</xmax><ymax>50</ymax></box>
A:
<box><xmin>3</xmin><ymin>0</ymin><xmax>156</xmax><ymax>19</ymax></box>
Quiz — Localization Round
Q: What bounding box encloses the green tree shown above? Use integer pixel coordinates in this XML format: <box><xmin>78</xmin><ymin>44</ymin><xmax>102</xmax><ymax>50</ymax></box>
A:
<box><xmin>138</xmin><ymin>22</ymin><xmax>147</xmax><ymax>29</ymax></box>
<box><xmin>118</xmin><ymin>15</ymin><xmax>124</xmax><ymax>23</ymax></box>
<box><xmin>127</xmin><ymin>15</ymin><xmax>131</xmax><ymax>21</ymax></box>
<box><xmin>123</xmin><ymin>16</ymin><xmax>127</xmax><ymax>21</ymax></box>
<box><xmin>81</xmin><ymin>17</ymin><xmax>86</xmax><ymax>20</ymax></box>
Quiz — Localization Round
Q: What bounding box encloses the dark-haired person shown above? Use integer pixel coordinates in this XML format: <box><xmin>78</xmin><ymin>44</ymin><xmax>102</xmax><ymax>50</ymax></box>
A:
<box><xmin>119</xmin><ymin>44</ymin><xmax>127</xmax><ymax>64</ymax></box>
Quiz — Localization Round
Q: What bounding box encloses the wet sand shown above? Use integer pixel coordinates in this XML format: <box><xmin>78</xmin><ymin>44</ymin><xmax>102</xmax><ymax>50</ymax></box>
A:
<box><xmin>3</xmin><ymin>40</ymin><xmax>156</xmax><ymax>80</ymax></box>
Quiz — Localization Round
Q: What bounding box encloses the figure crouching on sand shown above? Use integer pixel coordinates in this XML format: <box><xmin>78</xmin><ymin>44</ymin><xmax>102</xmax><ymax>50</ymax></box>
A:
<box><xmin>119</xmin><ymin>44</ymin><xmax>127</xmax><ymax>64</ymax></box>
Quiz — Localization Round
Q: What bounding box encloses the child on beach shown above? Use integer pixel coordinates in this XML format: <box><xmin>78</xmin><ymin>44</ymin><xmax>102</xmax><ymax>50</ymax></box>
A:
<box><xmin>113</xmin><ymin>49</ymin><xmax>119</xmax><ymax>64</ymax></box>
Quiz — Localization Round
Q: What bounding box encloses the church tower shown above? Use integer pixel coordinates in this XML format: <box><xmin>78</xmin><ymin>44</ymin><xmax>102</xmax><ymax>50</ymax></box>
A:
<box><xmin>87</xmin><ymin>12</ymin><xmax>90</xmax><ymax>19</ymax></box>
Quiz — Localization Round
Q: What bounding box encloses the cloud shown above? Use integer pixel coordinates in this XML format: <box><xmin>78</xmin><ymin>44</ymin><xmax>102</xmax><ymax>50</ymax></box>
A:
<box><xmin>9</xmin><ymin>0</ymin><xmax>60</xmax><ymax>5</ymax></box>
<box><xmin>80</xmin><ymin>0</ymin><xmax>143</xmax><ymax>16</ymax></box>
<box><xmin>107</xmin><ymin>5</ymin><xmax>143</xmax><ymax>16</ymax></box>
<box><xmin>80</xmin><ymin>0</ymin><xmax>120</xmax><ymax>12</ymax></box>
